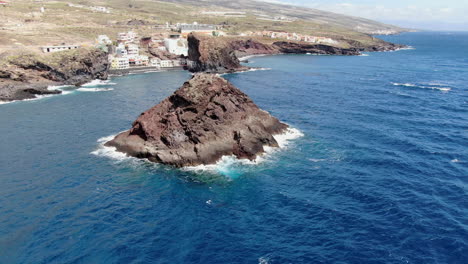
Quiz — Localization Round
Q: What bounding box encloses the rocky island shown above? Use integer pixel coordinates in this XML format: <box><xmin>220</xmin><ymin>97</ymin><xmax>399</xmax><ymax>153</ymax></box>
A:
<box><xmin>105</xmin><ymin>73</ymin><xmax>288</xmax><ymax>167</ymax></box>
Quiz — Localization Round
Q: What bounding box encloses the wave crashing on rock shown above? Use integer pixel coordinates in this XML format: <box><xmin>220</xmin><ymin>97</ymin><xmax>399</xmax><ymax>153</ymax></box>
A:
<box><xmin>105</xmin><ymin>73</ymin><xmax>290</xmax><ymax>167</ymax></box>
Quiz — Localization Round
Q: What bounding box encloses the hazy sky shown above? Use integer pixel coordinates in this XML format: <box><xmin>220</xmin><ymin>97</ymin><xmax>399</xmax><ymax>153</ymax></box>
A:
<box><xmin>264</xmin><ymin>0</ymin><xmax>468</xmax><ymax>30</ymax></box>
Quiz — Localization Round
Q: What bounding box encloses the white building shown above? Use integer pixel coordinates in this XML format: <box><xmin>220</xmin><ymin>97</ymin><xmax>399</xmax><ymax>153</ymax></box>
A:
<box><xmin>118</xmin><ymin>31</ymin><xmax>138</xmax><ymax>44</ymax></box>
<box><xmin>172</xmin><ymin>60</ymin><xmax>181</xmax><ymax>67</ymax></box>
<box><xmin>97</xmin><ymin>35</ymin><xmax>112</xmax><ymax>45</ymax></box>
<box><xmin>127</xmin><ymin>44</ymin><xmax>139</xmax><ymax>56</ymax></box>
<box><xmin>150</xmin><ymin>58</ymin><xmax>161</xmax><ymax>67</ymax></box>
<box><xmin>91</xmin><ymin>6</ymin><xmax>110</xmax><ymax>13</ymax></box>
<box><xmin>133</xmin><ymin>55</ymin><xmax>149</xmax><ymax>66</ymax></box>
<box><xmin>160</xmin><ymin>60</ymin><xmax>173</xmax><ymax>68</ymax></box>
<box><xmin>179</xmin><ymin>23</ymin><xmax>216</xmax><ymax>36</ymax></box>
<box><xmin>187</xmin><ymin>60</ymin><xmax>197</xmax><ymax>68</ymax></box>
<box><xmin>41</xmin><ymin>45</ymin><xmax>80</xmax><ymax>53</ymax></box>
<box><xmin>164</xmin><ymin>38</ymin><xmax>188</xmax><ymax>56</ymax></box>
<box><xmin>116</xmin><ymin>43</ymin><xmax>127</xmax><ymax>56</ymax></box>
<box><xmin>111</xmin><ymin>57</ymin><xmax>130</xmax><ymax>70</ymax></box>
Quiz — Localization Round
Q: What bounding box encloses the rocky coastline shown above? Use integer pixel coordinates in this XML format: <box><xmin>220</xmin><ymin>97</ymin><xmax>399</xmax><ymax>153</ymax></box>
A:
<box><xmin>0</xmin><ymin>48</ymin><xmax>109</xmax><ymax>102</ymax></box>
<box><xmin>1</xmin><ymin>34</ymin><xmax>406</xmax><ymax>102</ymax></box>
<box><xmin>187</xmin><ymin>33</ymin><xmax>407</xmax><ymax>73</ymax></box>
<box><xmin>105</xmin><ymin>73</ymin><xmax>289</xmax><ymax>167</ymax></box>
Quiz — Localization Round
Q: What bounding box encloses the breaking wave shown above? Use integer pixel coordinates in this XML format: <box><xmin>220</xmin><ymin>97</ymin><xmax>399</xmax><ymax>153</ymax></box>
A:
<box><xmin>239</xmin><ymin>54</ymin><xmax>269</xmax><ymax>62</ymax></box>
<box><xmin>90</xmin><ymin>133</ymin><xmax>134</xmax><ymax>163</ymax></box>
<box><xmin>91</xmin><ymin>127</ymin><xmax>304</xmax><ymax>178</ymax></box>
<box><xmin>184</xmin><ymin>127</ymin><xmax>304</xmax><ymax>177</ymax></box>
<box><xmin>77</xmin><ymin>88</ymin><xmax>114</xmax><ymax>92</ymax></box>
<box><xmin>392</xmin><ymin>82</ymin><xmax>451</xmax><ymax>92</ymax></box>
<box><xmin>81</xmin><ymin>79</ymin><xmax>117</xmax><ymax>87</ymax></box>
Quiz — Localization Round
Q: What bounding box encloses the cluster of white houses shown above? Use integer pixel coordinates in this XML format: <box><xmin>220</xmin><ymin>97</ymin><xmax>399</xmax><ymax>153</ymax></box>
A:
<box><xmin>109</xmin><ymin>31</ymin><xmax>189</xmax><ymax>70</ymax></box>
<box><xmin>245</xmin><ymin>31</ymin><xmax>339</xmax><ymax>45</ymax></box>
<box><xmin>39</xmin><ymin>21</ymin><xmax>219</xmax><ymax>66</ymax></box>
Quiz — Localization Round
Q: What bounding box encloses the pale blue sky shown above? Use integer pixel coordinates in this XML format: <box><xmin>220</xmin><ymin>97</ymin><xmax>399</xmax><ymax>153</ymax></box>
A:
<box><xmin>263</xmin><ymin>0</ymin><xmax>468</xmax><ymax>30</ymax></box>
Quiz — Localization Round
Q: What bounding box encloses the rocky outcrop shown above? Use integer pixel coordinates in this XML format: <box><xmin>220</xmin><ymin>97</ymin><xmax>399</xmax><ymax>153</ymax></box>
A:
<box><xmin>344</xmin><ymin>39</ymin><xmax>407</xmax><ymax>52</ymax></box>
<box><xmin>272</xmin><ymin>42</ymin><xmax>360</xmax><ymax>55</ymax></box>
<box><xmin>230</xmin><ymin>39</ymin><xmax>280</xmax><ymax>58</ymax></box>
<box><xmin>187</xmin><ymin>33</ymin><xmax>248</xmax><ymax>73</ymax></box>
<box><xmin>186</xmin><ymin>34</ymin><xmax>408</xmax><ymax>73</ymax></box>
<box><xmin>0</xmin><ymin>48</ymin><xmax>109</xmax><ymax>102</ymax></box>
<box><xmin>105</xmin><ymin>73</ymin><xmax>288</xmax><ymax>167</ymax></box>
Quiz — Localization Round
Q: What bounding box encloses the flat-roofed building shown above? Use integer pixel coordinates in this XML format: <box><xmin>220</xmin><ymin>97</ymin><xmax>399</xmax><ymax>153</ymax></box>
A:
<box><xmin>179</xmin><ymin>24</ymin><xmax>216</xmax><ymax>37</ymax></box>
<box><xmin>41</xmin><ymin>45</ymin><xmax>80</xmax><ymax>53</ymax></box>
<box><xmin>110</xmin><ymin>57</ymin><xmax>130</xmax><ymax>70</ymax></box>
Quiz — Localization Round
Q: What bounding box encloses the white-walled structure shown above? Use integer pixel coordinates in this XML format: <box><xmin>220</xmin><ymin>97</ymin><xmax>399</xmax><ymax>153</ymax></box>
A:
<box><xmin>41</xmin><ymin>45</ymin><xmax>80</xmax><ymax>53</ymax></box>
<box><xmin>164</xmin><ymin>38</ymin><xmax>188</xmax><ymax>56</ymax></box>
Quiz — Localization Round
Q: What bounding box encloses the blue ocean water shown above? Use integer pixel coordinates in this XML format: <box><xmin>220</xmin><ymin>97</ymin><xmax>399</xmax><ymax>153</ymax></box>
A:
<box><xmin>0</xmin><ymin>32</ymin><xmax>467</xmax><ymax>263</ymax></box>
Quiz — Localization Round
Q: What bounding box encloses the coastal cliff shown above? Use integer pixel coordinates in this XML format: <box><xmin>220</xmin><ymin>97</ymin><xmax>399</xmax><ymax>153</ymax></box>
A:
<box><xmin>0</xmin><ymin>48</ymin><xmax>109</xmax><ymax>102</ymax></box>
<box><xmin>273</xmin><ymin>42</ymin><xmax>360</xmax><ymax>55</ymax></box>
<box><xmin>187</xmin><ymin>33</ymin><xmax>249</xmax><ymax>73</ymax></box>
<box><xmin>105</xmin><ymin>73</ymin><xmax>288</xmax><ymax>167</ymax></box>
<box><xmin>187</xmin><ymin>34</ymin><xmax>405</xmax><ymax>73</ymax></box>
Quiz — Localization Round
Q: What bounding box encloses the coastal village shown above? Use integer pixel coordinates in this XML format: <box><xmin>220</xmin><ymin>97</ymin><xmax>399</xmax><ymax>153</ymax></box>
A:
<box><xmin>2</xmin><ymin>0</ymin><xmax>346</xmax><ymax>74</ymax></box>
<box><xmin>39</xmin><ymin>20</ymin><xmax>342</xmax><ymax>73</ymax></box>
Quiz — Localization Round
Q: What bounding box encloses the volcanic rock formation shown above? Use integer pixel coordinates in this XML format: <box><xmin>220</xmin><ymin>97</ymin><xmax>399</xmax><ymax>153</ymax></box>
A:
<box><xmin>0</xmin><ymin>48</ymin><xmax>109</xmax><ymax>102</ymax></box>
<box><xmin>105</xmin><ymin>73</ymin><xmax>289</xmax><ymax>167</ymax></box>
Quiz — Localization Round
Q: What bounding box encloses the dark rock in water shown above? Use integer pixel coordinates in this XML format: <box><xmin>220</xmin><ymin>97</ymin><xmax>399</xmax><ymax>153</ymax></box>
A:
<box><xmin>273</xmin><ymin>42</ymin><xmax>361</xmax><ymax>55</ymax></box>
<box><xmin>105</xmin><ymin>73</ymin><xmax>289</xmax><ymax>167</ymax></box>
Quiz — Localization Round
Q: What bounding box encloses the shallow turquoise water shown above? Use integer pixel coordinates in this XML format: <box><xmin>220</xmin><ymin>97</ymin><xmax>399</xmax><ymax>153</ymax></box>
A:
<box><xmin>0</xmin><ymin>32</ymin><xmax>467</xmax><ymax>263</ymax></box>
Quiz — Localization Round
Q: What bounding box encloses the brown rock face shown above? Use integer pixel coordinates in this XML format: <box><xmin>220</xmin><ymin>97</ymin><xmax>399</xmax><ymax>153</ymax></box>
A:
<box><xmin>273</xmin><ymin>42</ymin><xmax>361</xmax><ymax>55</ymax></box>
<box><xmin>0</xmin><ymin>48</ymin><xmax>109</xmax><ymax>101</ymax></box>
<box><xmin>105</xmin><ymin>73</ymin><xmax>288</xmax><ymax>167</ymax></box>
<box><xmin>187</xmin><ymin>33</ymin><xmax>248</xmax><ymax>73</ymax></box>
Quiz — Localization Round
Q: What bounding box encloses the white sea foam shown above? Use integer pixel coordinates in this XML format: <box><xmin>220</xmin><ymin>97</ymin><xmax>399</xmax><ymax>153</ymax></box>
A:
<box><xmin>92</xmin><ymin>127</ymin><xmax>304</xmax><ymax>178</ymax></box>
<box><xmin>392</xmin><ymin>82</ymin><xmax>451</xmax><ymax>92</ymax></box>
<box><xmin>0</xmin><ymin>97</ymin><xmax>50</xmax><ymax>105</ymax></box>
<box><xmin>81</xmin><ymin>79</ymin><xmax>116</xmax><ymax>87</ymax></box>
<box><xmin>397</xmin><ymin>46</ymin><xmax>415</xmax><ymax>51</ymax></box>
<box><xmin>359</xmin><ymin>54</ymin><xmax>370</xmax><ymax>57</ymax></box>
<box><xmin>239</xmin><ymin>54</ymin><xmax>268</xmax><ymax>61</ymax></box>
<box><xmin>184</xmin><ymin>127</ymin><xmax>304</xmax><ymax>175</ymax></box>
<box><xmin>90</xmin><ymin>134</ymin><xmax>133</xmax><ymax>162</ymax></box>
<box><xmin>0</xmin><ymin>85</ymin><xmax>75</xmax><ymax>105</ymax></box>
<box><xmin>384</xmin><ymin>46</ymin><xmax>415</xmax><ymax>52</ymax></box>
<box><xmin>77</xmin><ymin>87</ymin><xmax>114</xmax><ymax>92</ymax></box>
<box><xmin>218</xmin><ymin>67</ymin><xmax>271</xmax><ymax>77</ymax></box>
<box><xmin>309</xmin><ymin>158</ymin><xmax>326</xmax><ymax>162</ymax></box>
<box><xmin>246</xmin><ymin>67</ymin><xmax>272</xmax><ymax>72</ymax></box>
<box><xmin>451</xmin><ymin>159</ymin><xmax>461</xmax><ymax>163</ymax></box>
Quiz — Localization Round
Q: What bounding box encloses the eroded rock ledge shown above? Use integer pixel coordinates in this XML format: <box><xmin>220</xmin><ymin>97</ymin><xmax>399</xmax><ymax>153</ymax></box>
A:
<box><xmin>187</xmin><ymin>33</ymin><xmax>407</xmax><ymax>73</ymax></box>
<box><xmin>0</xmin><ymin>48</ymin><xmax>109</xmax><ymax>102</ymax></box>
<box><xmin>105</xmin><ymin>73</ymin><xmax>288</xmax><ymax>167</ymax></box>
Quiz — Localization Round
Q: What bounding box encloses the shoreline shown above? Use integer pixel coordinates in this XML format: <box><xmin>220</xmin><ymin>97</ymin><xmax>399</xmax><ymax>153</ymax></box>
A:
<box><xmin>1</xmin><ymin>41</ymin><xmax>409</xmax><ymax>104</ymax></box>
<box><xmin>92</xmin><ymin>126</ymin><xmax>303</xmax><ymax>177</ymax></box>
<box><xmin>108</xmin><ymin>66</ymin><xmax>185</xmax><ymax>76</ymax></box>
